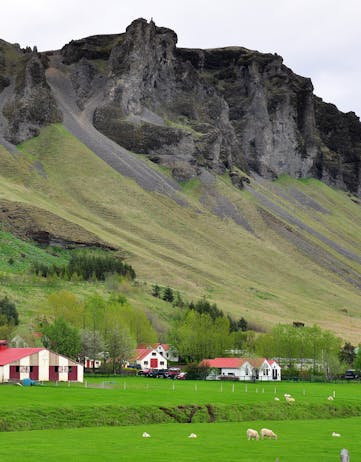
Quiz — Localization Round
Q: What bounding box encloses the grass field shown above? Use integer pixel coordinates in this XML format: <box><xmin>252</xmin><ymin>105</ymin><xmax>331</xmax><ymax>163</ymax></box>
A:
<box><xmin>1</xmin><ymin>379</ymin><xmax>361</xmax><ymax>460</ymax></box>
<box><xmin>0</xmin><ymin>418</ymin><xmax>358</xmax><ymax>461</ymax></box>
<box><xmin>2</xmin><ymin>377</ymin><xmax>361</xmax><ymax>409</ymax></box>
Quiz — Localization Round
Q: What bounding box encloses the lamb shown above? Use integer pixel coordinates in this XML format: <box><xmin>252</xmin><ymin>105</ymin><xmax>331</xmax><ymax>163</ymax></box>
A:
<box><xmin>327</xmin><ymin>395</ymin><xmax>334</xmax><ymax>401</ymax></box>
<box><xmin>142</xmin><ymin>432</ymin><xmax>151</xmax><ymax>438</ymax></box>
<box><xmin>284</xmin><ymin>393</ymin><xmax>291</xmax><ymax>398</ymax></box>
<box><xmin>246</xmin><ymin>428</ymin><xmax>260</xmax><ymax>440</ymax></box>
<box><xmin>332</xmin><ymin>432</ymin><xmax>341</xmax><ymax>437</ymax></box>
<box><xmin>188</xmin><ymin>433</ymin><xmax>197</xmax><ymax>438</ymax></box>
<box><xmin>261</xmin><ymin>428</ymin><xmax>278</xmax><ymax>440</ymax></box>
<box><xmin>274</xmin><ymin>397</ymin><xmax>280</xmax><ymax>401</ymax></box>
<box><xmin>285</xmin><ymin>396</ymin><xmax>295</xmax><ymax>403</ymax></box>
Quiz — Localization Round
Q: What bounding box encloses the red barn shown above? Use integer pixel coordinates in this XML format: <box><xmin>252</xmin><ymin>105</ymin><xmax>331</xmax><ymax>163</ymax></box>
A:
<box><xmin>0</xmin><ymin>340</ymin><xmax>83</xmax><ymax>383</ymax></box>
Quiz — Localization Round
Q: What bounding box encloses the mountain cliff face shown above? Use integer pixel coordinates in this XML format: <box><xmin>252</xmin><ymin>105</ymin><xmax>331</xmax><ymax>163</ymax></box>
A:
<box><xmin>0</xmin><ymin>18</ymin><xmax>360</xmax><ymax>194</ymax></box>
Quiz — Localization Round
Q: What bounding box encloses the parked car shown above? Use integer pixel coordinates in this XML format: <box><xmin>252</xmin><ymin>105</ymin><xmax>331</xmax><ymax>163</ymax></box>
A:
<box><xmin>165</xmin><ymin>367</ymin><xmax>181</xmax><ymax>379</ymax></box>
<box><xmin>176</xmin><ymin>372</ymin><xmax>187</xmax><ymax>380</ymax></box>
<box><xmin>137</xmin><ymin>369</ymin><xmax>151</xmax><ymax>376</ymax></box>
<box><xmin>147</xmin><ymin>369</ymin><xmax>160</xmax><ymax>378</ymax></box>
<box><xmin>156</xmin><ymin>369</ymin><xmax>169</xmax><ymax>378</ymax></box>
<box><xmin>344</xmin><ymin>369</ymin><xmax>359</xmax><ymax>380</ymax></box>
<box><xmin>206</xmin><ymin>374</ymin><xmax>220</xmax><ymax>381</ymax></box>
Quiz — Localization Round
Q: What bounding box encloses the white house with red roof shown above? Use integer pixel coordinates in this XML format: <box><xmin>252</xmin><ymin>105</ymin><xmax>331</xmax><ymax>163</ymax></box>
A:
<box><xmin>137</xmin><ymin>343</ymin><xmax>178</xmax><ymax>362</ymax></box>
<box><xmin>0</xmin><ymin>340</ymin><xmax>83</xmax><ymax>383</ymax></box>
<box><xmin>201</xmin><ymin>357</ymin><xmax>281</xmax><ymax>381</ymax></box>
<box><xmin>132</xmin><ymin>348</ymin><xmax>167</xmax><ymax>370</ymax></box>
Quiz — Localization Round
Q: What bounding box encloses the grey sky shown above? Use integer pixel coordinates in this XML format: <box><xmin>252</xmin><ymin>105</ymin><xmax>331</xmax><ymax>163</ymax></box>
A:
<box><xmin>2</xmin><ymin>0</ymin><xmax>361</xmax><ymax>117</ymax></box>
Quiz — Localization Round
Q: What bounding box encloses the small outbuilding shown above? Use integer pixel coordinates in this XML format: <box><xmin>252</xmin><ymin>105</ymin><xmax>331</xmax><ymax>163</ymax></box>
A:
<box><xmin>0</xmin><ymin>340</ymin><xmax>83</xmax><ymax>383</ymax></box>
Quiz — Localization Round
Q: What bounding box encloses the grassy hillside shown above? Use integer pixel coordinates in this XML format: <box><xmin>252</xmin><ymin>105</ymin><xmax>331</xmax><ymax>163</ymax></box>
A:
<box><xmin>0</xmin><ymin>124</ymin><xmax>360</xmax><ymax>340</ymax></box>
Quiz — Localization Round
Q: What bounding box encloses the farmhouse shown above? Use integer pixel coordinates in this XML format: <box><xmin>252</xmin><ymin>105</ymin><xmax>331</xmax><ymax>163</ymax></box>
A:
<box><xmin>133</xmin><ymin>347</ymin><xmax>167</xmax><ymax>370</ymax></box>
<box><xmin>0</xmin><ymin>340</ymin><xmax>83</xmax><ymax>383</ymax></box>
<box><xmin>138</xmin><ymin>343</ymin><xmax>179</xmax><ymax>362</ymax></box>
<box><xmin>201</xmin><ymin>357</ymin><xmax>281</xmax><ymax>381</ymax></box>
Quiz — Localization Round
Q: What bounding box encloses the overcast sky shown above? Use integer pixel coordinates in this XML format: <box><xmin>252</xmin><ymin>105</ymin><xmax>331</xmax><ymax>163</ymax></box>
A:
<box><xmin>2</xmin><ymin>0</ymin><xmax>361</xmax><ymax>117</ymax></box>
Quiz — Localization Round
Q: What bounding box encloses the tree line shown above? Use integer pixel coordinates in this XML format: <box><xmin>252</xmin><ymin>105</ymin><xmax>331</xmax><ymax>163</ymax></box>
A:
<box><xmin>31</xmin><ymin>251</ymin><xmax>136</xmax><ymax>281</ymax></box>
<box><xmin>39</xmin><ymin>291</ymin><xmax>157</xmax><ymax>373</ymax></box>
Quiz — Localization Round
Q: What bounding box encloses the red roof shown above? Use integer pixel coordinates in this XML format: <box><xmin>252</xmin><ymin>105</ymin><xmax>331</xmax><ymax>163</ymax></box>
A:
<box><xmin>0</xmin><ymin>348</ymin><xmax>44</xmax><ymax>366</ymax></box>
<box><xmin>202</xmin><ymin>358</ymin><xmax>247</xmax><ymax>368</ymax></box>
<box><xmin>137</xmin><ymin>343</ymin><xmax>170</xmax><ymax>351</ymax></box>
<box><xmin>201</xmin><ymin>357</ymin><xmax>276</xmax><ymax>369</ymax></box>
<box><xmin>134</xmin><ymin>348</ymin><xmax>154</xmax><ymax>361</ymax></box>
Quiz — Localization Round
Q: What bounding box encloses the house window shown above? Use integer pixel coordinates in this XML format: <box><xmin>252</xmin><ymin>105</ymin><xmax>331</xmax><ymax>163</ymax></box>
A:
<box><xmin>68</xmin><ymin>366</ymin><xmax>72</xmax><ymax>373</ymax></box>
<box><xmin>263</xmin><ymin>369</ymin><xmax>269</xmax><ymax>376</ymax></box>
<box><xmin>245</xmin><ymin>367</ymin><xmax>249</xmax><ymax>375</ymax></box>
<box><xmin>228</xmin><ymin>372</ymin><xmax>235</xmax><ymax>376</ymax></box>
<box><xmin>144</xmin><ymin>361</ymin><xmax>148</xmax><ymax>365</ymax></box>
<box><xmin>160</xmin><ymin>361</ymin><xmax>164</xmax><ymax>366</ymax></box>
<box><xmin>55</xmin><ymin>366</ymin><xmax>59</xmax><ymax>373</ymax></box>
<box><xmin>16</xmin><ymin>366</ymin><xmax>20</xmax><ymax>373</ymax></box>
<box><xmin>30</xmin><ymin>366</ymin><xmax>33</xmax><ymax>373</ymax></box>
<box><xmin>151</xmin><ymin>352</ymin><xmax>156</xmax><ymax>356</ymax></box>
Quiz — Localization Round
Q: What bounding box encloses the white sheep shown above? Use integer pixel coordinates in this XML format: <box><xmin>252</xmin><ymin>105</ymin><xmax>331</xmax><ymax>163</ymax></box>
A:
<box><xmin>274</xmin><ymin>397</ymin><xmax>280</xmax><ymax>401</ymax></box>
<box><xmin>332</xmin><ymin>432</ymin><xmax>341</xmax><ymax>437</ymax></box>
<box><xmin>261</xmin><ymin>428</ymin><xmax>278</xmax><ymax>440</ymax></box>
<box><xmin>188</xmin><ymin>433</ymin><xmax>197</xmax><ymax>438</ymax></box>
<box><xmin>142</xmin><ymin>432</ymin><xmax>151</xmax><ymax>438</ymax></box>
<box><xmin>246</xmin><ymin>428</ymin><xmax>260</xmax><ymax>440</ymax></box>
<box><xmin>285</xmin><ymin>396</ymin><xmax>295</xmax><ymax>403</ymax></box>
<box><xmin>284</xmin><ymin>393</ymin><xmax>291</xmax><ymax>398</ymax></box>
<box><xmin>327</xmin><ymin>396</ymin><xmax>334</xmax><ymax>401</ymax></box>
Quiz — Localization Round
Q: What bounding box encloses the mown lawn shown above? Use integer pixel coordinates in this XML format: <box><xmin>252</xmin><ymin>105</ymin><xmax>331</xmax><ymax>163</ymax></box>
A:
<box><xmin>0</xmin><ymin>418</ymin><xmax>359</xmax><ymax>461</ymax></box>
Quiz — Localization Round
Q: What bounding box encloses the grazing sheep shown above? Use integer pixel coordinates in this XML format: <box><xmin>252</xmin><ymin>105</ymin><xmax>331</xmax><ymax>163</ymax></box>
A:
<box><xmin>327</xmin><ymin>395</ymin><xmax>334</xmax><ymax>401</ymax></box>
<box><xmin>332</xmin><ymin>432</ymin><xmax>341</xmax><ymax>437</ymax></box>
<box><xmin>274</xmin><ymin>397</ymin><xmax>280</xmax><ymax>401</ymax></box>
<box><xmin>142</xmin><ymin>432</ymin><xmax>151</xmax><ymax>438</ymax></box>
<box><xmin>188</xmin><ymin>433</ymin><xmax>197</xmax><ymax>438</ymax></box>
<box><xmin>246</xmin><ymin>428</ymin><xmax>260</xmax><ymax>440</ymax></box>
<box><xmin>261</xmin><ymin>428</ymin><xmax>278</xmax><ymax>440</ymax></box>
<box><xmin>284</xmin><ymin>393</ymin><xmax>291</xmax><ymax>398</ymax></box>
<box><xmin>285</xmin><ymin>396</ymin><xmax>295</xmax><ymax>403</ymax></box>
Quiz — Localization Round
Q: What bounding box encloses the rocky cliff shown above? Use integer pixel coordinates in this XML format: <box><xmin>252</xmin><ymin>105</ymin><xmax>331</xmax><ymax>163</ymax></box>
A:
<box><xmin>0</xmin><ymin>19</ymin><xmax>360</xmax><ymax>194</ymax></box>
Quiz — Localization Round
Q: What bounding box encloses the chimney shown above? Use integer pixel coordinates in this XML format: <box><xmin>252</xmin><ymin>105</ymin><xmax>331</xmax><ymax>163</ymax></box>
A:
<box><xmin>0</xmin><ymin>340</ymin><xmax>8</xmax><ymax>351</ymax></box>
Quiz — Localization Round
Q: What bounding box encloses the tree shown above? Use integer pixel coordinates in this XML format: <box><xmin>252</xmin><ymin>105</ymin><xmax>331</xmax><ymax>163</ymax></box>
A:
<box><xmin>354</xmin><ymin>346</ymin><xmax>361</xmax><ymax>371</ymax></box>
<box><xmin>46</xmin><ymin>291</ymin><xmax>85</xmax><ymax>328</ymax></box>
<box><xmin>169</xmin><ymin>310</ymin><xmax>231</xmax><ymax>362</ymax></box>
<box><xmin>151</xmin><ymin>284</ymin><xmax>161</xmax><ymax>298</ymax></box>
<box><xmin>41</xmin><ymin>317</ymin><xmax>81</xmax><ymax>359</ymax></box>
<box><xmin>80</xmin><ymin>329</ymin><xmax>105</xmax><ymax>368</ymax></box>
<box><xmin>0</xmin><ymin>297</ymin><xmax>19</xmax><ymax>325</ymax></box>
<box><xmin>339</xmin><ymin>342</ymin><xmax>356</xmax><ymax>366</ymax></box>
<box><xmin>162</xmin><ymin>286</ymin><xmax>174</xmax><ymax>303</ymax></box>
<box><xmin>106</xmin><ymin>325</ymin><xmax>136</xmax><ymax>374</ymax></box>
<box><xmin>238</xmin><ymin>317</ymin><xmax>248</xmax><ymax>332</ymax></box>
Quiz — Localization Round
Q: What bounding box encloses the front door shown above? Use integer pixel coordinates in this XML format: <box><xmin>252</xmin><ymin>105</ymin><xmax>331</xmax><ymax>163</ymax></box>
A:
<box><xmin>30</xmin><ymin>366</ymin><xmax>39</xmax><ymax>380</ymax></box>
<box><xmin>150</xmin><ymin>358</ymin><xmax>158</xmax><ymax>368</ymax></box>
<box><xmin>9</xmin><ymin>365</ymin><xmax>20</xmax><ymax>380</ymax></box>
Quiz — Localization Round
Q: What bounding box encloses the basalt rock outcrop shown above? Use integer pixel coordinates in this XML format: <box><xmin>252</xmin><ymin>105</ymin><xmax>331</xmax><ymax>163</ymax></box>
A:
<box><xmin>2</xmin><ymin>51</ymin><xmax>62</xmax><ymax>144</ymax></box>
<box><xmin>0</xmin><ymin>19</ymin><xmax>360</xmax><ymax>194</ymax></box>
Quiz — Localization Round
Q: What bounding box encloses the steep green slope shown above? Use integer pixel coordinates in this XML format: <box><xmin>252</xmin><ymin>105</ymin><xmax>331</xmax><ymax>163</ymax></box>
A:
<box><xmin>0</xmin><ymin>124</ymin><xmax>360</xmax><ymax>340</ymax></box>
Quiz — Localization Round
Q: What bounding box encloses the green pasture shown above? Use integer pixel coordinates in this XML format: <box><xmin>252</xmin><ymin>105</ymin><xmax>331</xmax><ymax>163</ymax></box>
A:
<box><xmin>1</xmin><ymin>377</ymin><xmax>361</xmax><ymax>412</ymax></box>
<box><xmin>0</xmin><ymin>418</ymin><xmax>359</xmax><ymax>461</ymax></box>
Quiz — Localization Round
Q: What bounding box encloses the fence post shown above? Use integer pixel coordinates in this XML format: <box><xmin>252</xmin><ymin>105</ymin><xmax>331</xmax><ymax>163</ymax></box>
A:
<box><xmin>340</xmin><ymin>448</ymin><xmax>350</xmax><ymax>461</ymax></box>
